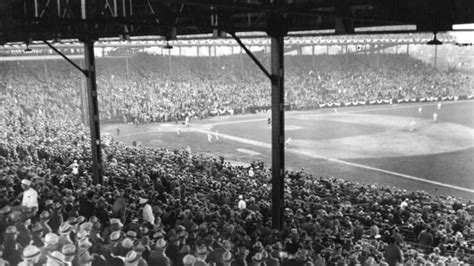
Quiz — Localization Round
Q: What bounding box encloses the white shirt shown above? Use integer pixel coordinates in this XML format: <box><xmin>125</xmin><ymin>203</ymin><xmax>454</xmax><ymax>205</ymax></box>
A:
<box><xmin>22</xmin><ymin>188</ymin><xmax>39</xmax><ymax>208</ymax></box>
<box><xmin>400</xmin><ymin>200</ymin><xmax>408</xmax><ymax>210</ymax></box>
<box><xmin>238</xmin><ymin>199</ymin><xmax>246</xmax><ymax>210</ymax></box>
<box><xmin>70</xmin><ymin>162</ymin><xmax>79</xmax><ymax>175</ymax></box>
<box><xmin>142</xmin><ymin>204</ymin><xmax>155</xmax><ymax>225</ymax></box>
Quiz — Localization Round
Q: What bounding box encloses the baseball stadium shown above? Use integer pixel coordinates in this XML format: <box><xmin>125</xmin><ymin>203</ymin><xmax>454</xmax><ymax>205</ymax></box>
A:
<box><xmin>1</xmin><ymin>1</ymin><xmax>474</xmax><ymax>265</ymax></box>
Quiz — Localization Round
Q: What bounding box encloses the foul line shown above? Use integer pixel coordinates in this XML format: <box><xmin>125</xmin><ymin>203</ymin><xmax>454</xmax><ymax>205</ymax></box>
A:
<box><xmin>195</xmin><ymin>129</ymin><xmax>474</xmax><ymax>194</ymax></box>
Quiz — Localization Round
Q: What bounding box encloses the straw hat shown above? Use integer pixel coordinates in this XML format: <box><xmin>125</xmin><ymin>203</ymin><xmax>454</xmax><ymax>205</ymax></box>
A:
<box><xmin>125</xmin><ymin>250</ymin><xmax>140</xmax><ymax>264</ymax></box>
<box><xmin>155</xmin><ymin>238</ymin><xmax>168</xmax><ymax>250</ymax></box>
<box><xmin>22</xmin><ymin>245</ymin><xmax>41</xmax><ymax>260</ymax></box>
<box><xmin>222</xmin><ymin>251</ymin><xmax>234</xmax><ymax>263</ymax></box>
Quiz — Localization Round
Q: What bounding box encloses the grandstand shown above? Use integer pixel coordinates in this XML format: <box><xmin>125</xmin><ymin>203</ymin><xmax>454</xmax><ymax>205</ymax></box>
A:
<box><xmin>1</xmin><ymin>1</ymin><xmax>474</xmax><ymax>265</ymax></box>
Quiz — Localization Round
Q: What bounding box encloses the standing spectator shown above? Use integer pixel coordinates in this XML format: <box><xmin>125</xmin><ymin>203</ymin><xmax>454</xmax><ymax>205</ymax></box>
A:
<box><xmin>238</xmin><ymin>195</ymin><xmax>246</xmax><ymax>210</ymax></box>
<box><xmin>383</xmin><ymin>237</ymin><xmax>403</xmax><ymax>266</ymax></box>
<box><xmin>418</xmin><ymin>226</ymin><xmax>433</xmax><ymax>253</ymax></box>
<box><xmin>20</xmin><ymin>179</ymin><xmax>38</xmax><ymax>211</ymax></box>
<box><xmin>140</xmin><ymin>198</ymin><xmax>155</xmax><ymax>226</ymax></box>
<box><xmin>148</xmin><ymin>238</ymin><xmax>171</xmax><ymax>266</ymax></box>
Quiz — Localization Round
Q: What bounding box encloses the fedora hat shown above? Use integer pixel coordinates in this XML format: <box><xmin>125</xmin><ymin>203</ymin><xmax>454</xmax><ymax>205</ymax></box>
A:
<box><xmin>125</xmin><ymin>250</ymin><xmax>140</xmax><ymax>264</ymax></box>
<box><xmin>155</xmin><ymin>238</ymin><xmax>168</xmax><ymax>250</ymax></box>
<box><xmin>195</xmin><ymin>245</ymin><xmax>208</xmax><ymax>256</ymax></box>
<box><xmin>62</xmin><ymin>244</ymin><xmax>77</xmax><ymax>257</ymax></box>
<box><xmin>22</xmin><ymin>245</ymin><xmax>41</xmax><ymax>260</ymax></box>
<box><xmin>222</xmin><ymin>251</ymin><xmax>234</xmax><ymax>263</ymax></box>
<box><xmin>59</xmin><ymin>223</ymin><xmax>72</xmax><ymax>235</ymax></box>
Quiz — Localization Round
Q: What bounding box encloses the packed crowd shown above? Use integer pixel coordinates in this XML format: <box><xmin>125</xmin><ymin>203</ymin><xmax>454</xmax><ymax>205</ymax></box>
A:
<box><xmin>1</xmin><ymin>102</ymin><xmax>473</xmax><ymax>265</ymax></box>
<box><xmin>1</xmin><ymin>52</ymin><xmax>473</xmax><ymax>265</ymax></box>
<box><xmin>1</xmin><ymin>53</ymin><xmax>473</xmax><ymax>125</ymax></box>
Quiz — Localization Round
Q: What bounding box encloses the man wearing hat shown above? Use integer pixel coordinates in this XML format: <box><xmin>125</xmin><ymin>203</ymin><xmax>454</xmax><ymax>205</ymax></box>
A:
<box><xmin>211</xmin><ymin>239</ymin><xmax>232</xmax><ymax>266</ymax></box>
<box><xmin>194</xmin><ymin>244</ymin><xmax>210</xmax><ymax>266</ymax></box>
<box><xmin>102</xmin><ymin>230</ymin><xmax>122</xmax><ymax>260</ymax></box>
<box><xmin>62</xmin><ymin>244</ymin><xmax>77</xmax><ymax>266</ymax></box>
<box><xmin>30</xmin><ymin>223</ymin><xmax>45</xmax><ymax>247</ymax></box>
<box><xmin>102</xmin><ymin>218</ymin><xmax>123</xmax><ymax>242</ymax></box>
<box><xmin>38</xmin><ymin>233</ymin><xmax>60</xmax><ymax>264</ymax></box>
<box><xmin>281</xmin><ymin>242</ymin><xmax>304</xmax><ymax>266</ymax></box>
<box><xmin>21</xmin><ymin>179</ymin><xmax>39</xmax><ymax>212</ymax></box>
<box><xmin>384</xmin><ymin>237</ymin><xmax>403</xmax><ymax>266</ymax></box>
<box><xmin>165</xmin><ymin>233</ymin><xmax>182</xmax><ymax>266</ymax></box>
<box><xmin>183</xmin><ymin>253</ymin><xmax>197</xmax><ymax>266</ymax></box>
<box><xmin>20</xmin><ymin>245</ymin><xmax>42</xmax><ymax>266</ymax></box>
<box><xmin>147</xmin><ymin>238</ymin><xmax>171</xmax><ymax>265</ymax></box>
<box><xmin>124</xmin><ymin>250</ymin><xmax>146</xmax><ymax>266</ymax></box>
<box><xmin>39</xmin><ymin>210</ymin><xmax>53</xmax><ymax>234</ymax></box>
<box><xmin>58</xmin><ymin>223</ymin><xmax>74</xmax><ymax>249</ymax></box>
<box><xmin>3</xmin><ymin>225</ymin><xmax>22</xmax><ymax>265</ymax></box>
<box><xmin>0</xmin><ymin>205</ymin><xmax>11</xmax><ymax>235</ymax></box>
<box><xmin>251</xmin><ymin>252</ymin><xmax>268</xmax><ymax>266</ymax></box>
<box><xmin>77</xmin><ymin>250</ymin><xmax>94</xmax><ymax>266</ymax></box>
<box><xmin>46</xmin><ymin>250</ymin><xmax>66</xmax><ymax>266</ymax></box>
<box><xmin>139</xmin><ymin>198</ymin><xmax>155</xmax><ymax>226</ymax></box>
<box><xmin>49</xmin><ymin>203</ymin><xmax>64</xmax><ymax>234</ymax></box>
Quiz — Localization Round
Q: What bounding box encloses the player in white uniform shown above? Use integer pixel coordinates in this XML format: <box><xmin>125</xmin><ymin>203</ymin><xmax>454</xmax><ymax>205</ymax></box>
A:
<box><xmin>409</xmin><ymin>120</ymin><xmax>417</xmax><ymax>131</ymax></box>
<box><xmin>285</xmin><ymin>137</ymin><xmax>292</xmax><ymax>147</ymax></box>
<box><xmin>207</xmin><ymin>133</ymin><xmax>213</xmax><ymax>143</ymax></box>
<box><xmin>433</xmin><ymin>112</ymin><xmax>438</xmax><ymax>122</ymax></box>
<box><xmin>185</xmin><ymin>116</ymin><xmax>190</xmax><ymax>127</ymax></box>
<box><xmin>437</xmin><ymin>102</ymin><xmax>442</xmax><ymax>110</ymax></box>
<box><xmin>418</xmin><ymin>106</ymin><xmax>422</xmax><ymax>115</ymax></box>
<box><xmin>214</xmin><ymin>130</ymin><xmax>219</xmax><ymax>141</ymax></box>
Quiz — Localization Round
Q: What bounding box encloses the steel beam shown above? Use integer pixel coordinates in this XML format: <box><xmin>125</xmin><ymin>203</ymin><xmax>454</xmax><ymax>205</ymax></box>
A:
<box><xmin>84</xmin><ymin>40</ymin><xmax>104</xmax><ymax>185</ymax></box>
<box><xmin>270</xmin><ymin>34</ymin><xmax>285</xmax><ymax>230</ymax></box>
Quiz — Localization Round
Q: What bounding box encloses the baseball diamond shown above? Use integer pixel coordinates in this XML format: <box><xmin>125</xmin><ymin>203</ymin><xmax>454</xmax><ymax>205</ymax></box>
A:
<box><xmin>104</xmin><ymin>100</ymin><xmax>474</xmax><ymax>200</ymax></box>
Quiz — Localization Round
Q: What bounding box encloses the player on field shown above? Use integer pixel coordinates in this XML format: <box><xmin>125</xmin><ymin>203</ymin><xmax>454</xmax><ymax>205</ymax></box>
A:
<box><xmin>433</xmin><ymin>112</ymin><xmax>438</xmax><ymax>122</ymax></box>
<box><xmin>214</xmin><ymin>130</ymin><xmax>220</xmax><ymax>141</ymax></box>
<box><xmin>409</xmin><ymin>120</ymin><xmax>417</xmax><ymax>131</ymax></box>
<box><xmin>418</xmin><ymin>106</ymin><xmax>422</xmax><ymax>115</ymax></box>
<box><xmin>285</xmin><ymin>137</ymin><xmax>292</xmax><ymax>148</ymax></box>
<box><xmin>185</xmin><ymin>116</ymin><xmax>190</xmax><ymax>127</ymax></box>
<box><xmin>207</xmin><ymin>133</ymin><xmax>213</xmax><ymax>143</ymax></box>
<box><xmin>437</xmin><ymin>102</ymin><xmax>442</xmax><ymax>110</ymax></box>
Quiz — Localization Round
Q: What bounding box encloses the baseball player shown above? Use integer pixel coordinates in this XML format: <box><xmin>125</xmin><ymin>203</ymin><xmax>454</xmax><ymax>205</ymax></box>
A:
<box><xmin>285</xmin><ymin>137</ymin><xmax>292</xmax><ymax>148</ymax></box>
<box><xmin>185</xmin><ymin>116</ymin><xmax>190</xmax><ymax>127</ymax></box>
<box><xmin>437</xmin><ymin>102</ymin><xmax>442</xmax><ymax>110</ymax></box>
<box><xmin>409</xmin><ymin>120</ymin><xmax>417</xmax><ymax>131</ymax></box>
<box><xmin>207</xmin><ymin>133</ymin><xmax>213</xmax><ymax>143</ymax></box>
<box><xmin>418</xmin><ymin>106</ymin><xmax>422</xmax><ymax>115</ymax></box>
<box><xmin>433</xmin><ymin>112</ymin><xmax>438</xmax><ymax>122</ymax></box>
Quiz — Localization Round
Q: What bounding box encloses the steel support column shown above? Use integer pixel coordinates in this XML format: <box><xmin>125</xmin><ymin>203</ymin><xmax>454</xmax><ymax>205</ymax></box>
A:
<box><xmin>84</xmin><ymin>40</ymin><xmax>104</xmax><ymax>185</ymax></box>
<box><xmin>270</xmin><ymin>34</ymin><xmax>285</xmax><ymax>230</ymax></box>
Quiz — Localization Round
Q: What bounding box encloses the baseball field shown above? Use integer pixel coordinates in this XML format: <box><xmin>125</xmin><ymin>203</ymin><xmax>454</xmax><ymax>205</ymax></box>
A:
<box><xmin>103</xmin><ymin>100</ymin><xmax>474</xmax><ymax>200</ymax></box>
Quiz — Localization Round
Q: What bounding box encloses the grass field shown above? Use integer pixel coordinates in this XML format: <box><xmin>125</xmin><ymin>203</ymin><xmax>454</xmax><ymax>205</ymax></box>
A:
<box><xmin>103</xmin><ymin>100</ymin><xmax>474</xmax><ymax>200</ymax></box>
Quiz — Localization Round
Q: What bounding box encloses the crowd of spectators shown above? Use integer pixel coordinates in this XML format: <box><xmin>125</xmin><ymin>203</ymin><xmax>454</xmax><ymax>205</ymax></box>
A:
<box><xmin>1</xmin><ymin>111</ymin><xmax>473</xmax><ymax>265</ymax></box>
<box><xmin>1</xmin><ymin>53</ymin><xmax>473</xmax><ymax>125</ymax></box>
<box><xmin>0</xmin><ymin>52</ymin><xmax>473</xmax><ymax>265</ymax></box>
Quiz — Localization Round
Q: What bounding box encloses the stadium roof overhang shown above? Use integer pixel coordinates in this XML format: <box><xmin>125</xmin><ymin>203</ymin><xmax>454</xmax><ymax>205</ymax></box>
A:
<box><xmin>0</xmin><ymin>0</ymin><xmax>473</xmax><ymax>45</ymax></box>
